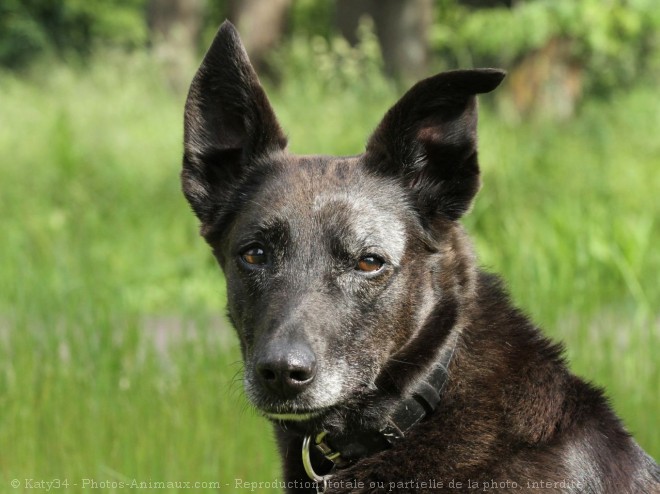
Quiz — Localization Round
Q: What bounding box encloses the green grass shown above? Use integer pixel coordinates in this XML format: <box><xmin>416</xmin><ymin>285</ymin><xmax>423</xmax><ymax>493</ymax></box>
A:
<box><xmin>0</xmin><ymin>48</ymin><xmax>657</xmax><ymax>492</ymax></box>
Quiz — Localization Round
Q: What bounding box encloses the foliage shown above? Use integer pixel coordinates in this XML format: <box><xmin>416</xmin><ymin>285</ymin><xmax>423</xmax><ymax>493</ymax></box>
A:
<box><xmin>433</xmin><ymin>0</ymin><xmax>660</xmax><ymax>94</ymax></box>
<box><xmin>270</xmin><ymin>17</ymin><xmax>388</xmax><ymax>99</ymax></box>
<box><xmin>2</xmin><ymin>0</ymin><xmax>659</xmax><ymax>96</ymax></box>
<box><xmin>288</xmin><ymin>0</ymin><xmax>336</xmax><ymax>39</ymax></box>
<box><xmin>0</xmin><ymin>0</ymin><xmax>148</xmax><ymax>68</ymax></box>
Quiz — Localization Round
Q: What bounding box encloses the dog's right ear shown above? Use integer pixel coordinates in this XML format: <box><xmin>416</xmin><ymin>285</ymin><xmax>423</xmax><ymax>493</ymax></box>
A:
<box><xmin>364</xmin><ymin>69</ymin><xmax>505</xmax><ymax>223</ymax></box>
<box><xmin>182</xmin><ymin>21</ymin><xmax>287</xmax><ymax>226</ymax></box>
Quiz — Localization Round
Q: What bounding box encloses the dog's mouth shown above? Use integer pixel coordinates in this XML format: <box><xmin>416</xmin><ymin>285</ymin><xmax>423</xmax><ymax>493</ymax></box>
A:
<box><xmin>262</xmin><ymin>408</ymin><xmax>327</xmax><ymax>422</ymax></box>
<box><xmin>259</xmin><ymin>405</ymin><xmax>343</xmax><ymax>435</ymax></box>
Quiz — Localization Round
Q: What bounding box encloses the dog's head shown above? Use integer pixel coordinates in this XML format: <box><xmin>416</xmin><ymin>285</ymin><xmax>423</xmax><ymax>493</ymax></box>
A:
<box><xmin>182</xmin><ymin>22</ymin><xmax>504</xmax><ymax>434</ymax></box>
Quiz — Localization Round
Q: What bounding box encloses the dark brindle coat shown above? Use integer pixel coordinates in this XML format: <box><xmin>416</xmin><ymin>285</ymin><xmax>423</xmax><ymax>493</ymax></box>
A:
<box><xmin>181</xmin><ymin>21</ymin><xmax>659</xmax><ymax>494</ymax></box>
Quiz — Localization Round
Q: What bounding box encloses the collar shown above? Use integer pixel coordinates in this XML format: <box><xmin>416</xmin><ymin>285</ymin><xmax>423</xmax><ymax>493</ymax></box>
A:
<box><xmin>302</xmin><ymin>343</ymin><xmax>456</xmax><ymax>486</ymax></box>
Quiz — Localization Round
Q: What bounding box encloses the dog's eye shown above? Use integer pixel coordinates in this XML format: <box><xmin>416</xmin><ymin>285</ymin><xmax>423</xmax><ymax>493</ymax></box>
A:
<box><xmin>356</xmin><ymin>256</ymin><xmax>385</xmax><ymax>273</ymax></box>
<box><xmin>241</xmin><ymin>246</ymin><xmax>268</xmax><ymax>266</ymax></box>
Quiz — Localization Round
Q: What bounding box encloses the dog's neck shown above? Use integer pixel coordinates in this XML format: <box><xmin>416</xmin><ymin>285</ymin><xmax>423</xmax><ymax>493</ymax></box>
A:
<box><xmin>301</xmin><ymin>334</ymin><xmax>458</xmax><ymax>484</ymax></box>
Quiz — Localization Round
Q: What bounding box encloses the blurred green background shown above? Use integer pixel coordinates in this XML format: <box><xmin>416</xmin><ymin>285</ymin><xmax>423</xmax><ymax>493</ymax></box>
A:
<box><xmin>1</xmin><ymin>0</ymin><xmax>658</xmax><ymax>492</ymax></box>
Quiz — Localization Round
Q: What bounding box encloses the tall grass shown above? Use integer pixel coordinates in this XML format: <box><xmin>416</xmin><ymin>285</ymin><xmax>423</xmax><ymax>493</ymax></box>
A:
<box><xmin>0</xmin><ymin>43</ymin><xmax>657</xmax><ymax>492</ymax></box>
<box><xmin>1</xmin><ymin>53</ymin><xmax>280</xmax><ymax>490</ymax></box>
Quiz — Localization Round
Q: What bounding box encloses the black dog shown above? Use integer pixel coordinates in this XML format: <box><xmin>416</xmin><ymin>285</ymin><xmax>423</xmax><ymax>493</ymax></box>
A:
<box><xmin>182</xmin><ymin>21</ymin><xmax>659</xmax><ymax>493</ymax></box>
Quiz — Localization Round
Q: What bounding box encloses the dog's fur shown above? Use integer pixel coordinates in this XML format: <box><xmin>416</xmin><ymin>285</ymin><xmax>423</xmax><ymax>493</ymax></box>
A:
<box><xmin>182</xmin><ymin>21</ymin><xmax>659</xmax><ymax>493</ymax></box>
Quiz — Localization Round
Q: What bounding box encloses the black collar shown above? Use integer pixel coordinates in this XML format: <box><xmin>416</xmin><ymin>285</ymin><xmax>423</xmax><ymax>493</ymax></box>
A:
<box><xmin>302</xmin><ymin>344</ymin><xmax>456</xmax><ymax>484</ymax></box>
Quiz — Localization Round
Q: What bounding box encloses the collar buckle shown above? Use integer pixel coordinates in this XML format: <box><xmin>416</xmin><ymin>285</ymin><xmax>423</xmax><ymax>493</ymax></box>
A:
<box><xmin>314</xmin><ymin>431</ymin><xmax>343</xmax><ymax>463</ymax></box>
<box><xmin>302</xmin><ymin>434</ymin><xmax>334</xmax><ymax>492</ymax></box>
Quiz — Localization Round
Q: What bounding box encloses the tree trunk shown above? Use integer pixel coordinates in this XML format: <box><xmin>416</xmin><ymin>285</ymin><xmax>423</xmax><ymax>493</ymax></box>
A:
<box><xmin>228</xmin><ymin>0</ymin><xmax>291</xmax><ymax>75</ymax></box>
<box><xmin>336</xmin><ymin>0</ymin><xmax>432</xmax><ymax>81</ymax></box>
<box><xmin>336</xmin><ymin>0</ymin><xmax>373</xmax><ymax>46</ymax></box>
<box><xmin>147</xmin><ymin>0</ymin><xmax>204</xmax><ymax>93</ymax></box>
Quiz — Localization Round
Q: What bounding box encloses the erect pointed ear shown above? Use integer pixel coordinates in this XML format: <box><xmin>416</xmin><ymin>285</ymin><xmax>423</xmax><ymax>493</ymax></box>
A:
<box><xmin>365</xmin><ymin>69</ymin><xmax>505</xmax><ymax>222</ymax></box>
<box><xmin>182</xmin><ymin>21</ymin><xmax>287</xmax><ymax>226</ymax></box>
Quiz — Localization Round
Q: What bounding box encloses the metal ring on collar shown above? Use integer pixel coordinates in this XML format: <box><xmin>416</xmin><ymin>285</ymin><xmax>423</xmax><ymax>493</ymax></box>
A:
<box><xmin>302</xmin><ymin>435</ymin><xmax>333</xmax><ymax>488</ymax></box>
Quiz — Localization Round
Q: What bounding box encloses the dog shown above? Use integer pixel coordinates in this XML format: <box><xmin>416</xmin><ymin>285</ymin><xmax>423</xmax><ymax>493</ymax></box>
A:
<box><xmin>181</xmin><ymin>21</ymin><xmax>659</xmax><ymax>493</ymax></box>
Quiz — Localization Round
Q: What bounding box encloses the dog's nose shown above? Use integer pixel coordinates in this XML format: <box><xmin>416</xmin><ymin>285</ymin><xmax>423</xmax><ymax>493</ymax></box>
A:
<box><xmin>256</xmin><ymin>341</ymin><xmax>317</xmax><ymax>398</ymax></box>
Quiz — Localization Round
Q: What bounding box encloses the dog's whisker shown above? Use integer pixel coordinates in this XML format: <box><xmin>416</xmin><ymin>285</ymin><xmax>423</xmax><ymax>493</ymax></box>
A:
<box><xmin>385</xmin><ymin>358</ymin><xmax>422</xmax><ymax>367</ymax></box>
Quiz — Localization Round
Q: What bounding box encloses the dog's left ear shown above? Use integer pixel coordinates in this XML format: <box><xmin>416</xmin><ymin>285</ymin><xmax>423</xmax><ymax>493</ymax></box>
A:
<box><xmin>365</xmin><ymin>69</ymin><xmax>505</xmax><ymax>221</ymax></box>
<box><xmin>182</xmin><ymin>21</ymin><xmax>287</xmax><ymax>226</ymax></box>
